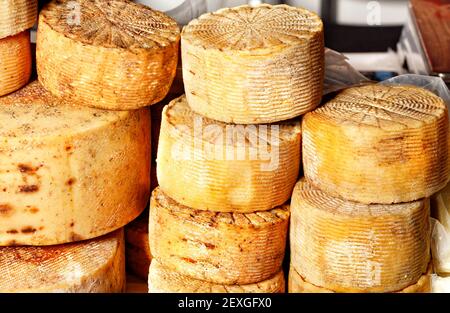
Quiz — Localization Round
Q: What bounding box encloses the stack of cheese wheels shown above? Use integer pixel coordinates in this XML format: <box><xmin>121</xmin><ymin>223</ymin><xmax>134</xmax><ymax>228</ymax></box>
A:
<box><xmin>0</xmin><ymin>0</ymin><xmax>36</xmax><ymax>96</ymax></box>
<box><xmin>289</xmin><ymin>84</ymin><xmax>449</xmax><ymax>293</ymax></box>
<box><xmin>36</xmin><ymin>0</ymin><xmax>181</xmax><ymax>110</ymax></box>
<box><xmin>150</xmin><ymin>4</ymin><xmax>324</xmax><ymax>293</ymax></box>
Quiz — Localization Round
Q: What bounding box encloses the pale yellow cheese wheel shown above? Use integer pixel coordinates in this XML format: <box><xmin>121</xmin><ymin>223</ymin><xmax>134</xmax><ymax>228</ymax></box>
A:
<box><xmin>0</xmin><ymin>0</ymin><xmax>37</xmax><ymax>39</ymax></box>
<box><xmin>0</xmin><ymin>82</ymin><xmax>150</xmax><ymax>246</ymax></box>
<box><xmin>0</xmin><ymin>229</ymin><xmax>125</xmax><ymax>293</ymax></box>
<box><xmin>148</xmin><ymin>259</ymin><xmax>285</xmax><ymax>293</ymax></box>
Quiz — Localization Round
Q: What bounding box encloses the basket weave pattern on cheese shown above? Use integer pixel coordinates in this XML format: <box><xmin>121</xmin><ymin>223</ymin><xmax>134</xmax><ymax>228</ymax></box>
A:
<box><xmin>303</xmin><ymin>84</ymin><xmax>449</xmax><ymax>204</ymax></box>
<box><xmin>0</xmin><ymin>82</ymin><xmax>150</xmax><ymax>246</ymax></box>
<box><xmin>182</xmin><ymin>4</ymin><xmax>324</xmax><ymax>124</ymax></box>
<box><xmin>149</xmin><ymin>187</ymin><xmax>289</xmax><ymax>285</ymax></box>
<box><xmin>157</xmin><ymin>95</ymin><xmax>301</xmax><ymax>213</ymax></box>
<box><xmin>148</xmin><ymin>259</ymin><xmax>285</xmax><ymax>293</ymax></box>
<box><xmin>0</xmin><ymin>229</ymin><xmax>125</xmax><ymax>293</ymax></box>
<box><xmin>37</xmin><ymin>0</ymin><xmax>181</xmax><ymax>110</ymax></box>
<box><xmin>0</xmin><ymin>0</ymin><xmax>37</xmax><ymax>39</ymax></box>
<box><xmin>290</xmin><ymin>180</ymin><xmax>431</xmax><ymax>293</ymax></box>
<box><xmin>0</xmin><ymin>31</ymin><xmax>32</xmax><ymax>97</ymax></box>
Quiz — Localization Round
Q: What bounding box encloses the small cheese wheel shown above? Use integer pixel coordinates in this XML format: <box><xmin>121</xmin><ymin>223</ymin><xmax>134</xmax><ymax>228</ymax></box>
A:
<box><xmin>149</xmin><ymin>187</ymin><xmax>289</xmax><ymax>285</ymax></box>
<box><xmin>431</xmin><ymin>275</ymin><xmax>450</xmax><ymax>293</ymax></box>
<box><xmin>181</xmin><ymin>4</ymin><xmax>324</xmax><ymax>124</ymax></box>
<box><xmin>0</xmin><ymin>82</ymin><xmax>150</xmax><ymax>246</ymax></box>
<box><xmin>288</xmin><ymin>264</ymin><xmax>432</xmax><ymax>293</ymax></box>
<box><xmin>148</xmin><ymin>259</ymin><xmax>285</xmax><ymax>293</ymax></box>
<box><xmin>157</xmin><ymin>95</ymin><xmax>301</xmax><ymax>212</ymax></box>
<box><xmin>0</xmin><ymin>229</ymin><xmax>125</xmax><ymax>293</ymax></box>
<box><xmin>0</xmin><ymin>0</ymin><xmax>37</xmax><ymax>39</ymax></box>
<box><xmin>37</xmin><ymin>0</ymin><xmax>180</xmax><ymax>110</ymax></box>
<box><xmin>303</xmin><ymin>84</ymin><xmax>449</xmax><ymax>204</ymax></box>
<box><xmin>290</xmin><ymin>179</ymin><xmax>431</xmax><ymax>293</ymax></box>
<box><xmin>0</xmin><ymin>31</ymin><xmax>32</xmax><ymax>96</ymax></box>
<box><xmin>125</xmin><ymin>210</ymin><xmax>151</xmax><ymax>280</ymax></box>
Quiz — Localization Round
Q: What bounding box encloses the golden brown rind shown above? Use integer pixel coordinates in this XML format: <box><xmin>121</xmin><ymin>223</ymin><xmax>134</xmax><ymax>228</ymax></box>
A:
<box><xmin>0</xmin><ymin>0</ymin><xmax>37</xmax><ymax>39</ymax></box>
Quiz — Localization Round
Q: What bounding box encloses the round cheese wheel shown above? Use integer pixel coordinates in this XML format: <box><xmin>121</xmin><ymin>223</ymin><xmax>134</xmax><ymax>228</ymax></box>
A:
<box><xmin>290</xmin><ymin>179</ymin><xmax>431</xmax><ymax>293</ymax></box>
<box><xmin>303</xmin><ymin>84</ymin><xmax>449</xmax><ymax>204</ymax></box>
<box><xmin>157</xmin><ymin>95</ymin><xmax>301</xmax><ymax>213</ymax></box>
<box><xmin>37</xmin><ymin>0</ymin><xmax>180</xmax><ymax>110</ymax></box>
<box><xmin>149</xmin><ymin>187</ymin><xmax>289</xmax><ymax>284</ymax></box>
<box><xmin>181</xmin><ymin>4</ymin><xmax>324</xmax><ymax>124</ymax></box>
<box><xmin>148</xmin><ymin>259</ymin><xmax>285</xmax><ymax>293</ymax></box>
<box><xmin>0</xmin><ymin>31</ymin><xmax>31</xmax><ymax>97</ymax></box>
<box><xmin>0</xmin><ymin>0</ymin><xmax>37</xmax><ymax>39</ymax></box>
<box><xmin>125</xmin><ymin>210</ymin><xmax>151</xmax><ymax>280</ymax></box>
<box><xmin>0</xmin><ymin>81</ymin><xmax>150</xmax><ymax>246</ymax></box>
<box><xmin>0</xmin><ymin>229</ymin><xmax>125</xmax><ymax>293</ymax></box>
<box><xmin>288</xmin><ymin>264</ymin><xmax>432</xmax><ymax>293</ymax></box>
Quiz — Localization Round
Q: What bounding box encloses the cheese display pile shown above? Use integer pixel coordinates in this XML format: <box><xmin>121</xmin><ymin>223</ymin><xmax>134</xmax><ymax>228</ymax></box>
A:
<box><xmin>0</xmin><ymin>0</ymin><xmax>36</xmax><ymax>96</ymax></box>
<box><xmin>0</xmin><ymin>0</ymin><xmax>180</xmax><ymax>293</ymax></box>
<box><xmin>290</xmin><ymin>84</ymin><xmax>449</xmax><ymax>293</ymax></box>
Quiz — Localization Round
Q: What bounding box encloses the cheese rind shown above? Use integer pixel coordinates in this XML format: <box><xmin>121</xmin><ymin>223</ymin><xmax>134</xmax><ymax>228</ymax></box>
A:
<box><xmin>0</xmin><ymin>229</ymin><xmax>125</xmax><ymax>293</ymax></box>
<box><xmin>182</xmin><ymin>4</ymin><xmax>324</xmax><ymax>124</ymax></box>
<box><xmin>157</xmin><ymin>95</ymin><xmax>301</xmax><ymax>212</ymax></box>
<box><xmin>148</xmin><ymin>259</ymin><xmax>285</xmax><ymax>293</ymax></box>
<box><xmin>0</xmin><ymin>0</ymin><xmax>37</xmax><ymax>39</ymax></box>
<box><xmin>288</xmin><ymin>264</ymin><xmax>432</xmax><ymax>293</ymax></box>
<box><xmin>303</xmin><ymin>84</ymin><xmax>449</xmax><ymax>204</ymax></box>
<box><xmin>37</xmin><ymin>0</ymin><xmax>180</xmax><ymax>110</ymax></box>
<box><xmin>290</xmin><ymin>179</ymin><xmax>431</xmax><ymax>293</ymax></box>
<box><xmin>125</xmin><ymin>210</ymin><xmax>151</xmax><ymax>280</ymax></box>
<box><xmin>0</xmin><ymin>82</ymin><xmax>150</xmax><ymax>246</ymax></box>
<box><xmin>149</xmin><ymin>187</ymin><xmax>289</xmax><ymax>284</ymax></box>
<box><xmin>0</xmin><ymin>31</ymin><xmax>31</xmax><ymax>96</ymax></box>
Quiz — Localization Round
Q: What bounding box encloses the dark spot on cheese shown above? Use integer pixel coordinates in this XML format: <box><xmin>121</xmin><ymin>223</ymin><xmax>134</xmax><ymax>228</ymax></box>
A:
<box><xmin>189</xmin><ymin>70</ymin><xmax>196</xmax><ymax>76</ymax></box>
<box><xmin>18</xmin><ymin>185</ymin><xmax>39</xmax><ymax>193</ymax></box>
<box><xmin>204</xmin><ymin>242</ymin><xmax>216</xmax><ymax>249</ymax></box>
<box><xmin>70</xmin><ymin>232</ymin><xmax>84</xmax><ymax>241</ymax></box>
<box><xmin>21</xmin><ymin>226</ymin><xmax>37</xmax><ymax>234</ymax></box>
<box><xmin>18</xmin><ymin>163</ymin><xmax>34</xmax><ymax>173</ymax></box>
<box><xmin>0</xmin><ymin>204</ymin><xmax>13</xmax><ymax>215</ymax></box>
<box><xmin>29</xmin><ymin>207</ymin><xmax>39</xmax><ymax>213</ymax></box>
<box><xmin>65</xmin><ymin>145</ymin><xmax>73</xmax><ymax>151</ymax></box>
<box><xmin>191</xmin><ymin>91</ymin><xmax>197</xmax><ymax>96</ymax></box>
<box><xmin>181</xmin><ymin>257</ymin><xmax>197</xmax><ymax>264</ymax></box>
<box><xmin>70</xmin><ymin>222</ymin><xmax>75</xmax><ymax>227</ymax></box>
<box><xmin>66</xmin><ymin>178</ymin><xmax>76</xmax><ymax>186</ymax></box>
<box><xmin>7</xmin><ymin>240</ymin><xmax>18</xmax><ymax>246</ymax></box>
<box><xmin>6</xmin><ymin>229</ymin><xmax>18</xmax><ymax>234</ymax></box>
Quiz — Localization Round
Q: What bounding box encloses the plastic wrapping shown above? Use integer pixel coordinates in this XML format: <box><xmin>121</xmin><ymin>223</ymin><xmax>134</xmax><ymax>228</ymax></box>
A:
<box><xmin>323</xmin><ymin>48</ymin><xmax>370</xmax><ymax>95</ymax></box>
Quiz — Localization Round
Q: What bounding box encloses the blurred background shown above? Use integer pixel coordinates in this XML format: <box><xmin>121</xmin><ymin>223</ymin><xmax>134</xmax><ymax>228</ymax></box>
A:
<box><xmin>36</xmin><ymin>0</ymin><xmax>450</xmax><ymax>83</ymax></box>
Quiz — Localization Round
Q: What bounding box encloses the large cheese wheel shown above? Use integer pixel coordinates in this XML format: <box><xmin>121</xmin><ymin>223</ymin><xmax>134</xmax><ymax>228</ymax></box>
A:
<box><xmin>181</xmin><ymin>4</ymin><xmax>324</xmax><ymax>124</ymax></box>
<box><xmin>0</xmin><ymin>82</ymin><xmax>150</xmax><ymax>246</ymax></box>
<box><xmin>288</xmin><ymin>264</ymin><xmax>432</xmax><ymax>293</ymax></box>
<box><xmin>303</xmin><ymin>84</ymin><xmax>449</xmax><ymax>204</ymax></box>
<box><xmin>149</xmin><ymin>187</ymin><xmax>289</xmax><ymax>284</ymax></box>
<box><xmin>148</xmin><ymin>259</ymin><xmax>285</xmax><ymax>293</ymax></box>
<box><xmin>125</xmin><ymin>210</ymin><xmax>151</xmax><ymax>280</ymax></box>
<box><xmin>290</xmin><ymin>179</ymin><xmax>431</xmax><ymax>293</ymax></box>
<box><xmin>157</xmin><ymin>95</ymin><xmax>301</xmax><ymax>212</ymax></box>
<box><xmin>37</xmin><ymin>0</ymin><xmax>180</xmax><ymax>110</ymax></box>
<box><xmin>0</xmin><ymin>31</ymin><xmax>31</xmax><ymax>97</ymax></box>
<box><xmin>0</xmin><ymin>0</ymin><xmax>37</xmax><ymax>39</ymax></box>
<box><xmin>0</xmin><ymin>229</ymin><xmax>125</xmax><ymax>293</ymax></box>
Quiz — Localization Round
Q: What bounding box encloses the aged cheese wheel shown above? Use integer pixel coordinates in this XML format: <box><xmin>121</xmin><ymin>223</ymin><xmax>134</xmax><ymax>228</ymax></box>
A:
<box><xmin>148</xmin><ymin>259</ymin><xmax>285</xmax><ymax>293</ymax></box>
<box><xmin>149</xmin><ymin>187</ymin><xmax>289</xmax><ymax>284</ymax></box>
<box><xmin>0</xmin><ymin>229</ymin><xmax>125</xmax><ymax>293</ymax></box>
<box><xmin>0</xmin><ymin>31</ymin><xmax>32</xmax><ymax>97</ymax></box>
<box><xmin>0</xmin><ymin>0</ymin><xmax>37</xmax><ymax>39</ymax></box>
<box><xmin>303</xmin><ymin>84</ymin><xmax>449</xmax><ymax>204</ymax></box>
<box><xmin>288</xmin><ymin>264</ymin><xmax>432</xmax><ymax>293</ymax></box>
<box><xmin>157</xmin><ymin>95</ymin><xmax>301</xmax><ymax>212</ymax></box>
<box><xmin>37</xmin><ymin>0</ymin><xmax>180</xmax><ymax>110</ymax></box>
<box><xmin>0</xmin><ymin>82</ymin><xmax>150</xmax><ymax>246</ymax></box>
<box><xmin>125</xmin><ymin>210</ymin><xmax>151</xmax><ymax>279</ymax></box>
<box><xmin>181</xmin><ymin>4</ymin><xmax>324</xmax><ymax>124</ymax></box>
<box><xmin>290</xmin><ymin>179</ymin><xmax>431</xmax><ymax>293</ymax></box>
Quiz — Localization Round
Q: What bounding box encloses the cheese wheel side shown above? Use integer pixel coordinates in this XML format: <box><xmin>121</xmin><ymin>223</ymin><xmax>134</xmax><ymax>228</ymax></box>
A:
<box><xmin>0</xmin><ymin>0</ymin><xmax>37</xmax><ymax>39</ymax></box>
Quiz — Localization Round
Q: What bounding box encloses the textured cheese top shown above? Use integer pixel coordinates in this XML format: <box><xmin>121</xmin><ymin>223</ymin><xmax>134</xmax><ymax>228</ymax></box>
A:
<box><xmin>166</xmin><ymin>95</ymin><xmax>301</xmax><ymax>147</ymax></box>
<box><xmin>41</xmin><ymin>0</ymin><xmax>180</xmax><ymax>50</ymax></box>
<box><xmin>182</xmin><ymin>4</ymin><xmax>322</xmax><ymax>51</ymax></box>
<box><xmin>0</xmin><ymin>81</ymin><xmax>128</xmax><ymax>139</ymax></box>
<box><xmin>0</xmin><ymin>230</ymin><xmax>123</xmax><ymax>292</ymax></box>
<box><xmin>313</xmin><ymin>85</ymin><xmax>447</xmax><ymax>131</ymax></box>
